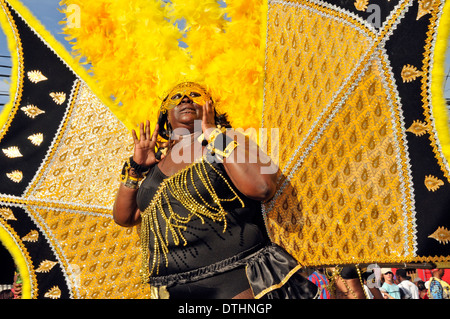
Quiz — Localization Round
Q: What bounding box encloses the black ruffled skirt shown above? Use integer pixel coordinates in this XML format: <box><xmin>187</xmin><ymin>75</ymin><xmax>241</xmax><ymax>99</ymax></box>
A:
<box><xmin>148</xmin><ymin>243</ymin><xmax>319</xmax><ymax>299</ymax></box>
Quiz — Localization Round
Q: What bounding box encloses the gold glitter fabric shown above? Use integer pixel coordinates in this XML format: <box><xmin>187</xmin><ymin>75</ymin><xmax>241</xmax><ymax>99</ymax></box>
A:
<box><xmin>0</xmin><ymin>1</ymin><xmax>150</xmax><ymax>298</ymax></box>
<box><xmin>262</xmin><ymin>0</ymin><xmax>450</xmax><ymax>267</ymax></box>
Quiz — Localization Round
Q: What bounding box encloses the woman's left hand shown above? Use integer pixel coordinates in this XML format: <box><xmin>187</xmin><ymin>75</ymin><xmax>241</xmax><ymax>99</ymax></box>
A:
<box><xmin>202</xmin><ymin>100</ymin><xmax>217</xmax><ymax>140</ymax></box>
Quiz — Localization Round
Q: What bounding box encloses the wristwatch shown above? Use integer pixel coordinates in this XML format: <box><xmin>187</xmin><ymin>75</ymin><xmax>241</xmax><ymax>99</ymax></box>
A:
<box><xmin>120</xmin><ymin>158</ymin><xmax>140</xmax><ymax>189</ymax></box>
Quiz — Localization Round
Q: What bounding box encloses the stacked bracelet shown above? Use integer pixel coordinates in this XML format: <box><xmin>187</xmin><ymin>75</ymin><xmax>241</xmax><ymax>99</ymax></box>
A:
<box><xmin>129</xmin><ymin>157</ymin><xmax>152</xmax><ymax>176</ymax></box>
<box><xmin>120</xmin><ymin>157</ymin><xmax>152</xmax><ymax>189</ymax></box>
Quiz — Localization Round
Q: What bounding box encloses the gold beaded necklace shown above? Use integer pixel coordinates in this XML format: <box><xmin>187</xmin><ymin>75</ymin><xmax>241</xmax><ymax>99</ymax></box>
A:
<box><xmin>140</xmin><ymin>156</ymin><xmax>245</xmax><ymax>283</ymax></box>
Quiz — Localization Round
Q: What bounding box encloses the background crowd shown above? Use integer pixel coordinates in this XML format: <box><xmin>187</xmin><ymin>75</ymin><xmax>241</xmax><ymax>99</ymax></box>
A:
<box><xmin>308</xmin><ymin>267</ymin><xmax>450</xmax><ymax>299</ymax></box>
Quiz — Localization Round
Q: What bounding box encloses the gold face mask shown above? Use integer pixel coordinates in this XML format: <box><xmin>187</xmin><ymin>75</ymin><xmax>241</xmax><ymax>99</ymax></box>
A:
<box><xmin>161</xmin><ymin>82</ymin><xmax>212</xmax><ymax>111</ymax></box>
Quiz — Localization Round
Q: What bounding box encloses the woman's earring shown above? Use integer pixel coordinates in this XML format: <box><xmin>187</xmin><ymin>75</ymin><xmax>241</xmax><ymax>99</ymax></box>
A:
<box><xmin>167</xmin><ymin>123</ymin><xmax>173</xmax><ymax>140</ymax></box>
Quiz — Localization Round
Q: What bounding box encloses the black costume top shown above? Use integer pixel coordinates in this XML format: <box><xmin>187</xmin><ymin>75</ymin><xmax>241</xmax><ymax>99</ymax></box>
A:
<box><xmin>136</xmin><ymin>156</ymin><xmax>318</xmax><ymax>299</ymax></box>
<box><xmin>136</xmin><ymin>157</ymin><xmax>268</xmax><ymax>275</ymax></box>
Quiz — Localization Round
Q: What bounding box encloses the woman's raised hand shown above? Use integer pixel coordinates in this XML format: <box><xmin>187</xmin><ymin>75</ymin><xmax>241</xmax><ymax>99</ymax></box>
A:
<box><xmin>131</xmin><ymin>120</ymin><xmax>160</xmax><ymax>167</ymax></box>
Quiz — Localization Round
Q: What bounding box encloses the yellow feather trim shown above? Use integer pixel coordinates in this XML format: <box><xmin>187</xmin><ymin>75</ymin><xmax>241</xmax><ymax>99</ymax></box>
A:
<box><xmin>60</xmin><ymin>0</ymin><xmax>266</xmax><ymax>130</ymax></box>
<box><xmin>0</xmin><ymin>0</ymin><xmax>20</xmax><ymax>134</ymax></box>
<box><xmin>0</xmin><ymin>0</ymin><xmax>117</xmax><ymax>128</ymax></box>
<box><xmin>431</xmin><ymin>0</ymin><xmax>450</xmax><ymax>164</ymax></box>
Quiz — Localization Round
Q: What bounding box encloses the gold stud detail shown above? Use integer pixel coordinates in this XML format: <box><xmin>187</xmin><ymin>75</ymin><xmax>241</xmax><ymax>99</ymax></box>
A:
<box><xmin>354</xmin><ymin>0</ymin><xmax>369</xmax><ymax>11</ymax></box>
<box><xmin>36</xmin><ymin>260</ymin><xmax>58</xmax><ymax>273</ymax></box>
<box><xmin>27</xmin><ymin>70</ymin><xmax>47</xmax><ymax>83</ymax></box>
<box><xmin>0</xmin><ymin>207</ymin><xmax>16</xmax><ymax>221</ymax></box>
<box><xmin>401</xmin><ymin>64</ymin><xmax>422</xmax><ymax>83</ymax></box>
<box><xmin>406</xmin><ymin>120</ymin><xmax>428</xmax><ymax>136</ymax></box>
<box><xmin>2</xmin><ymin>146</ymin><xmax>23</xmax><ymax>158</ymax></box>
<box><xmin>50</xmin><ymin>92</ymin><xmax>66</xmax><ymax>105</ymax></box>
<box><xmin>6</xmin><ymin>170</ymin><xmax>23</xmax><ymax>183</ymax></box>
<box><xmin>424</xmin><ymin>175</ymin><xmax>444</xmax><ymax>192</ymax></box>
<box><xmin>44</xmin><ymin>286</ymin><xmax>61</xmax><ymax>299</ymax></box>
<box><xmin>428</xmin><ymin>226</ymin><xmax>450</xmax><ymax>245</ymax></box>
<box><xmin>21</xmin><ymin>105</ymin><xmax>45</xmax><ymax>118</ymax></box>
<box><xmin>28</xmin><ymin>133</ymin><xmax>44</xmax><ymax>146</ymax></box>
<box><xmin>417</xmin><ymin>0</ymin><xmax>437</xmax><ymax>20</ymax></box>
<box><xmin>22</xmin><ymin>230</ymin><xmax>39</xmax><ymax>243</ymax></box>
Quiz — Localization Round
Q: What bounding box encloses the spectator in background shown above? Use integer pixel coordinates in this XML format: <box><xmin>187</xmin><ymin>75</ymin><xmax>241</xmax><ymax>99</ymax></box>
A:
<box><xmin>0</xmin><ymin>272</ymin><xmax>22</xmax><ymax>299</ymax></box>
<box><xmin>425</xmin><ymin>269</ymin><xmax>450</xmax><ymax>299</ymax></box>
<box><xmin>361</xmin><ymin>271</ymin><xmax>374</xmax><ymax>299</ymax></box>
<box><xmin>416</xmin><ymin>280</ymin><xmax>429</xmax><ymax>299</ymax></box>
<box><xmin>381</xmin><ymin>268</ymin><xmax>401</xmax><ymax>299</ymax></box>
<box><xmin>308</xmin><ymin>268</ymin><xmax>330</xmax><ymax>299</ymax></box>
<box><xmin>396</xmin><ymin>269</ymin><xmax>419</xmax><ymax>299</ymax></box>
<box><xmin>0</xmin><ymin>289</ymin><xmax>13</xmax><ymax>299</ymax></box>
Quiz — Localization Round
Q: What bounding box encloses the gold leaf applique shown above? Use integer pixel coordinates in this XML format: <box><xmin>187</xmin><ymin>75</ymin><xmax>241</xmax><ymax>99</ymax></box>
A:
<box><xmin>6</xmin><ymin>170</ymin><xmax>23</xmax><ymax>183</ymax></box>
<box><xmin>428</xmin><ymin>226</ymin><xmax>450</xmax><ymax>245</ymax></box>
<box><xmin>424</xmin><ymin>175</ymin><xmax>444</xmax><ymax>192</ymax></box>
<box><xmin>21</xmin><ymin>105</ymin><xmax>45</xmax><ymax>119</ymax></box>
<box><xmin>36</xmin><ymin>260</ymin><xmax>58</xmax><ymax>273</ymax></box>
<box><xmin>27</xmin><ymin>70</ymin><xmax>47</xmax><ymax>83</ymax></box>
<box><xmin>28</xmin><ymin>133</ymin><xmax>44</xmax><ymax>146</ymax></box>
<box><xmin>44</xmin><ymin>286</ymin><xmax>61</xmax><ymax>299</ymax></box>
<box><xmin>50</xmin><ymin>92</ymin><xmax>66</xmax><ymax>105</ymax></box>
<box><xmin>417</xmin><ymin>0</ymin><xmax>436</xmax><ymax>20</ymax></box>
<box><xmin>22</xmin><ymin>230</ymin><xmax>39</xmax><ymax>243</ymax></box>
<box><xmin>406</xmin><ymin>120</ymin><xmax>428</xmax><ymax>136</ymax></box>
<box><xmin>354</xmin><ymin>0</ymin><xmax>369</xmax><ymax>11</ymax></box>
<box><xmin>0</xmin><ymin>207</ymin><xmax>16</xmax><ymax>221</ymax></box>
<box><xmin>401</xmin><ymin>64</ymin><xmax>422</xmax><ymax>83</ymax></box>
<box><xmin>2</xmin><ymin>146</ymin><xmax>23</xmax><ymax>158</ymax></box>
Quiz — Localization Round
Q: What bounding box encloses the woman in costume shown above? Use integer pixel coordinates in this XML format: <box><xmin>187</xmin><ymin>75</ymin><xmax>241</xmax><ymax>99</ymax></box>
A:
<box><xmin>113</xmin><ymin>82</ymin><xmax>318</xmax><ymax>299</ymax></box>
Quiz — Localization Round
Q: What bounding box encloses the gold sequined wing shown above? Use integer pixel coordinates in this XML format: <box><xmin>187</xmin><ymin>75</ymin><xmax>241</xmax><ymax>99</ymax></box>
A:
<box><xmin>262</xmin><ymin>0</ymin><xmax>450</xmax><ymax>267</ymax></box>
<box><xmin>0</xmin><ymin>1</ymin><xmax>150</xmax><ymax>298</ymax></box>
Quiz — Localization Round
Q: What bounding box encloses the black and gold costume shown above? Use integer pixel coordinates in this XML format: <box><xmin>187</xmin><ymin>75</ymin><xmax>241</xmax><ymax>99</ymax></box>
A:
<box><xmin>136</xmin><ymin>157</ymin><xmax>318</xmax><ymax>299</ymax></box>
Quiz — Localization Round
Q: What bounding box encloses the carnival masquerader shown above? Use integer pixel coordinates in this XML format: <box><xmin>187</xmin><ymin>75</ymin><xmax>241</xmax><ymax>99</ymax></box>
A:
<box><xmin>113</xmin><ymin>82</ymin><xmax>318</xmax><ymax>299</ymax></box>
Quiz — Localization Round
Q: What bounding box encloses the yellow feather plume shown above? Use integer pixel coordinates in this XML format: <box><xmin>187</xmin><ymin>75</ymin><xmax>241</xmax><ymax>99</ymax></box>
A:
<box><xmin>60</xmin><ymin>0</ymin><xmax>265</xmax><ymax>130</ymax></box>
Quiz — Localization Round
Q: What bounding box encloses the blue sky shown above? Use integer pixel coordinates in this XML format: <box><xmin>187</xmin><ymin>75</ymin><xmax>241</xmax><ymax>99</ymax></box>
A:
<box><xmin>0</xmin><ymin>0</ymin><xmax>449</xmax><ymax>108</ymax></box>
<box><xmin>0</xmin><ymin>0</ymin><xmax>68</xmax><ymax>107</ymax></box>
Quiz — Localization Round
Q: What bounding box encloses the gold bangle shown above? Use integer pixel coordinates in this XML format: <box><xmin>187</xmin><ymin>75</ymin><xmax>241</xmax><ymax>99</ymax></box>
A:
<box><xmin>208</xmin><ymin>138</ymin><xmax>238</xmax><ymax>159</ymax></box>
<box><xmin>213</xmin><ymin>140</ymin><xmax>238</xmax><ymax>158</ymax></box>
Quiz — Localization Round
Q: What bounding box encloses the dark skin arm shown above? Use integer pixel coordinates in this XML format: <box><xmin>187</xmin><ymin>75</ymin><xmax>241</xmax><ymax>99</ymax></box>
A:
<box><xmin>113</xmin><ymin>121</ymin><xmax>160</xmax><ymax>227</ymax></box>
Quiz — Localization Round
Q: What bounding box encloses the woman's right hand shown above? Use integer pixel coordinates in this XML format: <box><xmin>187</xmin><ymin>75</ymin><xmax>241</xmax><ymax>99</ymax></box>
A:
<box><xmin>131</xmin><ymin>120</ymin><xmax>160</xmax><ymax>167</ymax></box>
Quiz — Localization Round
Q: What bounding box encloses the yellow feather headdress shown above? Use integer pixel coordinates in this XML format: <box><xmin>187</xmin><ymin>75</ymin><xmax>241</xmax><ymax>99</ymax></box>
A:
<box><xmin>60</xmin><ymin>0</ymin><xmax>266</xmax><ymax>131</ymax></box>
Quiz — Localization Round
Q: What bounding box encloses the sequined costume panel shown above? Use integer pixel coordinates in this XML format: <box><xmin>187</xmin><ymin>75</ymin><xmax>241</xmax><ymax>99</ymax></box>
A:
<box><xmin>136</xmin><ymin>160</ymin><xmax>269</xmax><ymax>277</ymax></box>
<box><xmin>0</xmin><ymin>1</ymin><xmax>151</xmax><ymax>298</ymax></box>
<box><xmin>262</xmin><ymin>0</ymin><xmax>450</xmax><ymax>266</ymax></box>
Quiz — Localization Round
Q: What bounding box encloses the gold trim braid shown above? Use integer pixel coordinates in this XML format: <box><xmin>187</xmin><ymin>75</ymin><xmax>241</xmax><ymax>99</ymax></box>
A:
<box><xmin>140</xmin><ymin>157</ymin><xmax>245</xmax><ymax>284</ymax></box>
